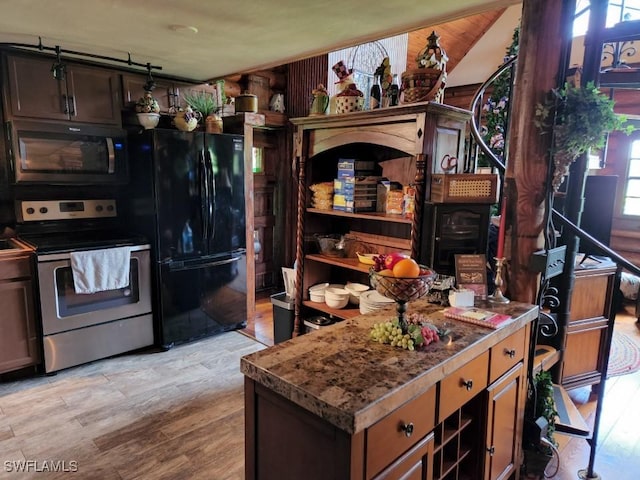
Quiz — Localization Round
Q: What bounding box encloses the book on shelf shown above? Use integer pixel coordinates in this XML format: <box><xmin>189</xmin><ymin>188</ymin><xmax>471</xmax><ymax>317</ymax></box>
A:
<box><xmin>443</xmin><ymin>306</ymin><xmax>513</xmax><ymax>329</ymax></box>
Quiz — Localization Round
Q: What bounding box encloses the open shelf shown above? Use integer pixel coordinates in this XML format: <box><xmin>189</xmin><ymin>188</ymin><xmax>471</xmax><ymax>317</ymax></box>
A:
<box><xmin>307</xmin><ymin>207</ymin><xmax>413</xmax><ymax>224</ymax></box>
<box><xmin>306</xmin><ymin>254</ymin><xmax>372</xmax><ymax>273</ymax></box>
<box><xmin>302</xmin><ymin>300</ymin><xmax>361</xmax><ymax>320</ymax></box>
<box><xmin>433</xmin><ymin>408</ymin><xmax>477</xmax><ymax>480</ymax></box>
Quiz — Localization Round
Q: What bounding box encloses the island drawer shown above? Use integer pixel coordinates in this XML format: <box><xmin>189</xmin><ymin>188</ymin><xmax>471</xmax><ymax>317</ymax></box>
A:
<box><xmin>365</xmin><ymin>385</ymin><xmax>436</xmax><ymax>479</ymax></box>
<box><xmin>489</xmin><ymin>327</ymin><xmax>527</xmax><ymax>383</ymax></box>
<box><xmin>438</xmin><ymin>350</ymin><xmax>489</xmax><ymax>422</ymax></box>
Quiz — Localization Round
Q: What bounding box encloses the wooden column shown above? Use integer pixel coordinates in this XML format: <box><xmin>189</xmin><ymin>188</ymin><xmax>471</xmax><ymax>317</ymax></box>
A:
<box><xmin>506</xmin><ymin>0</ymin><xmax>571</xmax><ymax>303</ymax></box>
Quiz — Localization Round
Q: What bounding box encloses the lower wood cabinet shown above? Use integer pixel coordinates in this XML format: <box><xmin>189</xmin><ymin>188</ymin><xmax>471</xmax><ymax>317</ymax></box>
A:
<box><xmin>0</xmin><ymin>253</ymin><xmax>39</xmax><ymax>374</ymax></box>
<box><xmin>484</xmin><ymin>362</ymin><xmax>525</xmax><ymax>480</ymax></box>
<box><xmin>560</xmin><ymin>260</ymin><xmax>617</xmax><ymax>390</ymax></box>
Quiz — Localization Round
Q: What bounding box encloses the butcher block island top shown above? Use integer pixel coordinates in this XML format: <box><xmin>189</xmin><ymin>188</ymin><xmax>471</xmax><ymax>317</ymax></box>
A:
<box><xmin>240</xmin><ymin>299</ymin><xmax>538</xmax><ymax>434</ymax></box>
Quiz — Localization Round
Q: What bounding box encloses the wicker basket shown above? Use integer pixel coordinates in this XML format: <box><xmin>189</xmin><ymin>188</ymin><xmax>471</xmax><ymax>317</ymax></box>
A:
<box><xmin>430</xmin><ymin>174</ymin><xmax>499</xmax><ymax>204</ymax></box>
<box><xmin>401</xmin><ymin>68</ymin><xmax>445</xmax><ymax>103</ymax></box>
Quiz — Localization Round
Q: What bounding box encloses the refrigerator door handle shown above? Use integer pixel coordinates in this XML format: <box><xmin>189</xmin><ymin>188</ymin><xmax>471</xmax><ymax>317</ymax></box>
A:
<box><xmin>199</xmin><ymin>150</ymin><xmax>209</xmax><ymax>244</ymax></box>
<box><xmin>168</xmin><ymin>255</ymin><xmax>240</xmax><ymax>272</ymax></box>
<box><xmin>205</xmin><ymin>149</ymin><xmax>216</xmax><ymax>241</ymax></box>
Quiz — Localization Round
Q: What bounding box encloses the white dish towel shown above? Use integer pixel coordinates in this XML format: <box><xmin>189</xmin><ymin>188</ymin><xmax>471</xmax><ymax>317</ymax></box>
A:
<box><xmin>70</xmin><ymin>246</ymin><xmax>132</xmax><ymax>294</ymax></box>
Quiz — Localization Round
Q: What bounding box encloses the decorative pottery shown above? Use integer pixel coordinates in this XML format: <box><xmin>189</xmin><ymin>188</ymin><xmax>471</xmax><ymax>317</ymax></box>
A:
<box><xmin>235</xmin><ymin>92</ymin><xmax>258</xmax><ymax>113</ymax></box>
<box><xmin>309</xmin><ymin>84</ymin><xmax>329</xmax><ymax>116</ymax></box>
<box><xmin>335</xmin><ymin>94</ymin><xmax>364</xmax><ymax>114</ymax></box>
<box><xmin>136</xmin><ymin>112</ymin><xmax>160</xmax><ymax>129</ymax></box>
<box><xmin>205</xmin><ymin>114</ymin><xmax>223</xmax><ymax>134</ymax></box>
<box><xmin>173</xmin><ymin>107</ymin><xmax>199</xmax><ymax>132</ymax></box>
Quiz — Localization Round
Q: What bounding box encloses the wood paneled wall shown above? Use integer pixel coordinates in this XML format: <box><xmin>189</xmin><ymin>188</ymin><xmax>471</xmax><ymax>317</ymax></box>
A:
<box><xmin>286</xmin><ymin>56</ymin><xmax>329</xmax><ymax>120</ymax></box>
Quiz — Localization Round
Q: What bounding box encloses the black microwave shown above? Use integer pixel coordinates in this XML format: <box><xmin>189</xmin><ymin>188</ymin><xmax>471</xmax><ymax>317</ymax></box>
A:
<box><xmin>5</xmin><ymin>120</ymin><xmax>128</xmax><ymax>185</ymax></box>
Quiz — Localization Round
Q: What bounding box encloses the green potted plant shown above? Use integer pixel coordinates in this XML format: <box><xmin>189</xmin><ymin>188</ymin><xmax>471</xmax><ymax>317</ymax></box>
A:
<box><xmin>534</xmin><ymin>81</ymin><xmax>633</xmax><ymax>191</ymax></box>
<box><xmin>183</xmin><ymin>90</ymin><xmax>223</xmax><ymax>133</ymax></box>
<box><xmin>523</xmin><ymin>370</ymin><xmax>559</xmax><ymax>478</ymax></box>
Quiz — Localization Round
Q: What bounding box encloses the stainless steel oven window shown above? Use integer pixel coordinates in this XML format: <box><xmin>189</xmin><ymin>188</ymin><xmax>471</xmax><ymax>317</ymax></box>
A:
<box><xmin>54</xmin><ymin>258</ymin><xmax>140</xmax><ymax>317</ymax></box>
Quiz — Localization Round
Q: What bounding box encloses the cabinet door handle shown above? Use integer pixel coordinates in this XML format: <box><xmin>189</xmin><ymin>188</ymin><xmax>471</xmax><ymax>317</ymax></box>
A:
<box><xmin>487</xmin><ymin>446</ymin><xmax>495</xmax><ymax>456</ymax></box>
<box><xmin>400</xmin><ymin>422</ymin><xmax>414</xmax><ymax>438</ymax></box>
<box><xmin>462</xmin><ymin>379</ymin><xmax>473</xmax><ymax>391</ymax></box>
<box><xmin>68</xmin><ymin>95</ymin><xmax>76</xmax><ymax>116</ymax></box>
<box><xmin>61</xmin><ymin>94</ymin><xmax>69</xmax><ymax>114</ymax></box>
<box><xmin>505</xmin><ymin>348</ymin><xmax>516</xmax><ymax>358</ymax></box>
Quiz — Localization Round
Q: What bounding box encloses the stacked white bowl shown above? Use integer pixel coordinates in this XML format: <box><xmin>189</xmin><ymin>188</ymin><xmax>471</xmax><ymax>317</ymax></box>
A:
<box><xmin>344</xmin><ymin>282</ymin><xmax>370</xmax><ymax>305</ymax></box>
<box><xmin>324</xmin><ymin>287</ymin><xmax>350</xmax><ymax>309</ymax></box>
<box><xmin>308</xmin><ymin>282</ymin><xmax>329</xmax><ymax>303</ymax></box>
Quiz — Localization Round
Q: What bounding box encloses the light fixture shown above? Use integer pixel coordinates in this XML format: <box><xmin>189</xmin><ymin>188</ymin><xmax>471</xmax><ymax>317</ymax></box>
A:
<box><xmin>143</xmin><ymin>62</ymin><xmax>156</xmax><ymax>92</ymax></box>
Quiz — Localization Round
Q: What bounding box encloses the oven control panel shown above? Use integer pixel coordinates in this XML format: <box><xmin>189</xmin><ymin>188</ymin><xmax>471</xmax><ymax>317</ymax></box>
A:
<box><xmin>17</xmin><ymin>199</ymin><xmax>117</xmax><ymax>222</ymax></box>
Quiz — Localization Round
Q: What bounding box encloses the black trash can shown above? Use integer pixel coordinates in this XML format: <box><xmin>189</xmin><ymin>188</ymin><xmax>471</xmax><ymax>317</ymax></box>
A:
<box><xmin>271</xmin><ymin>292</ymin><xmax>295</xmax><ymax>344</ymax></box>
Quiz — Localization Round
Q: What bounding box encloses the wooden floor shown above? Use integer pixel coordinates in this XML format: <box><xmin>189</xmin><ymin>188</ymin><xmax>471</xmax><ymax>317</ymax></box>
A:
<box><xmin>552</xmin><ymin>303</ymin><xmax>640</xmax><ymax>480</ymax></box>
<box><xmin>0</xmin><ymin>297</ymin><xmax>638</xmax><ymax>479</ymax></box>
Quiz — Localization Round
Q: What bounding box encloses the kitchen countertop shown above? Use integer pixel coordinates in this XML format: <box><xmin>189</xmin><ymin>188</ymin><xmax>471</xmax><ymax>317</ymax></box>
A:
<box><xmin>0</xmin><ymin>237</ymin><xmax>34</xmax><ymax>257</ymax></box>
<box><xmin>240</xmin><ymin>299</ymin><xmax>538</xmax><ymax>434</ymax></box>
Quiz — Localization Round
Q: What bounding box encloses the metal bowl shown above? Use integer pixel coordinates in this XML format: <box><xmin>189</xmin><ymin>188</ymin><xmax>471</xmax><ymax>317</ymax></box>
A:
<box><xmin>369</xmin><ymin>267</ymin><xmax>437</xmax><ymax>303</ymax></box>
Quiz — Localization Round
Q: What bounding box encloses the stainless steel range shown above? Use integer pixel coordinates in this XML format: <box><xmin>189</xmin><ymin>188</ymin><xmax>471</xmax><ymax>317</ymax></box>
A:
<box><xmin>17</xmin><ymin>199</ymin><xmax>153</xmax><ymax>373</ymax></box>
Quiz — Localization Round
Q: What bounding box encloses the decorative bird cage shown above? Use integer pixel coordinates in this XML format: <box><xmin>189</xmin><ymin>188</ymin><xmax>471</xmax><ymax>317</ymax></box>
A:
<box><xmin>346</xmin><ymin>41</ymin><xmax>390</xmax><ymax>108</ymax></box>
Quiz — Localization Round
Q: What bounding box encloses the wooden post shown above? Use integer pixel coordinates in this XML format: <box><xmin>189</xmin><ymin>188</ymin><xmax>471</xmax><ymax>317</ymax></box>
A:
<box><xmin>506</xmin><ymin>0</ymin><xmax>572</xmax><ymax>303</ymax></box>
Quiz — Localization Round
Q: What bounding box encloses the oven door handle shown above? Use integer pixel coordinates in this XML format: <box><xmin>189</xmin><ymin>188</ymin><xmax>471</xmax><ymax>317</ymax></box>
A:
<box><xmin>199</xmin><ymin>150</ymin><xmax>209</xmax><ymax>245</ymax></box>
<box><xmin>168</xmin><ymin>255</ymin><xmax>240</xmax><ymax>272</ymax></box>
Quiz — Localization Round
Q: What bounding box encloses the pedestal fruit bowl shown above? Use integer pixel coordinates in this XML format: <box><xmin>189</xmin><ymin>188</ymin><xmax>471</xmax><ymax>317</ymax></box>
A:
<box><xmin>369</xmin><ymin>255</ymin><xmax>437</xmax><ymax>331</ymax></box>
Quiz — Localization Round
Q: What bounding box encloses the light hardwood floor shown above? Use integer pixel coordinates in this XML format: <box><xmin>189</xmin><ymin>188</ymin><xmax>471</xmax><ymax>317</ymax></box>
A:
<box><xmin>0</xmin><ymin>298</ymin><xmax>638</xmax><ymax>479</ymax></box>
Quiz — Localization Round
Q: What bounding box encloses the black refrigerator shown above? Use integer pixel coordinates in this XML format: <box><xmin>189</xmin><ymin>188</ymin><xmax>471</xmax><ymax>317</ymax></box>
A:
<box><xmin>126</xmin><ymin>128</ymin><xmax>247</xmax><ymax>348</ymax></box>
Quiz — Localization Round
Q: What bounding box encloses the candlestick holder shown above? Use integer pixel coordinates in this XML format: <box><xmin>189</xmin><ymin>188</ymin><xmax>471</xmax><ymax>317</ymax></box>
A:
<box><xmin>489</xmin><ymin>257</ymin><xmax>510</xmax><ymax>304</ymax></box>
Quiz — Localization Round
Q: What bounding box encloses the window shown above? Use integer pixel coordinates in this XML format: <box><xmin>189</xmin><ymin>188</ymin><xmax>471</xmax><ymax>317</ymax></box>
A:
<box><xmin>623</xmin><ymin>139</ymin><xmax>640</xmax><ymax>215</ymax></box>
<box><xmin>573</xmin><ymin>0</ymin><xmax>640</xmax><ymax>37</ymax></box>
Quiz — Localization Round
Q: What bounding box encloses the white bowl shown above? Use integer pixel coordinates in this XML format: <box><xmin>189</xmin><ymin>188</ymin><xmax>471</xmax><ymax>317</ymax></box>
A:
<box><xmin>324</xmin><ymin>287</ymin><xmax>350</xmax><ymax>309</ymax></box>
<box><xmin>136</xmin><ymin>112</ymin><xmax>160</xmax><ymax>129</ymax></box>
<box><xmin>345</xmin><ymin>282</ymin><xmax>370</xmax><ymax>305</ymax></box>
<box><xmin>325</xmin><ymin>295</ymin><xmax>349</xmax><ymax>309</ymax></box>
<box><xmin>309</xmin><ymin>282</ymin><xmax>330</xmax><ymax>292</ymax></box>
<box><xmin>309</xmin><ymin>290</ymin><xmax>325</xmax><ymax>303</ymax></box>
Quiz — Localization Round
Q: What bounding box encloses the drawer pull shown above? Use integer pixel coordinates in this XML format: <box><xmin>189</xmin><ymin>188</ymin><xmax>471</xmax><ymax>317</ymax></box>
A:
<box><xmin>400</xmin><ymin>422</ymin><xmax>414</xmax><ymax>438</ymax></box>
<box><xmin>462</xmin><ymin>379</ymin><xmax>473</xmax><ymax>391</ymax></box>
<box><xmin>505</xmin><ymin>348</ymin><xmax>516</xmax><ymax>358</ymax></box>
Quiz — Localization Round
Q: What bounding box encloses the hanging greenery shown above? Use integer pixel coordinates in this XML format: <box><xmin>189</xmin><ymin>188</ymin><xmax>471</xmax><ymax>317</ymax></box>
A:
<box><xmin>534</xmin><ymin>81</ymin><xmax>634</xmax><ymax>190</ymax></box>
<box><xmin>478</xmin><ymin>26</ymin><xmax>520</xmax><ymax>167</ymax></box>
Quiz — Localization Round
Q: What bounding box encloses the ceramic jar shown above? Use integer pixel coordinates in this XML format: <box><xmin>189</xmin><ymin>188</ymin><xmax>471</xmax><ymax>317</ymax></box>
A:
<box><xmin>174</xmin><ymin>107</ymin><xmax>199</xmax><ymax>132</ymax></box>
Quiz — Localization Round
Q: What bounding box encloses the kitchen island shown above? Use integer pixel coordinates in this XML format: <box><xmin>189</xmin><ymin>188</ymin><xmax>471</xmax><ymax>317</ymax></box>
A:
<box><xmin>241</xmin><ymin>299</ymin><xmax>538</xmax><ymax>480</ymax></box>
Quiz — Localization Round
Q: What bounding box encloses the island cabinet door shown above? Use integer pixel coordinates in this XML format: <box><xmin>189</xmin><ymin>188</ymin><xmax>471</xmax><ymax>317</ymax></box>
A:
<box><xmin>371</xmin><ymin>432</ymin><xmax>434</xmax><ymax>480</ymax></box>
<box><xmin>483</xmin><ymin>362</ymin><xmax>524</xmax><ymax>480</ymax></box>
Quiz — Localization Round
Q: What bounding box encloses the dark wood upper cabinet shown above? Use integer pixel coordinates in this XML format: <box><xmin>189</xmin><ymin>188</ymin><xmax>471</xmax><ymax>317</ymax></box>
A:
<box><xmin>121</xmin><ymin>73</ymin><xmax>177</xmax><ymax>114</ymax></box>
<box><xmin>121</xmin><ymin>73</ymin><xmax>216</xmax><ymax>114</ymax></box>
<box><xmin>4</xmin><ymin>53</ymin><xmax>121</xmax><ymax>125</ymax></box>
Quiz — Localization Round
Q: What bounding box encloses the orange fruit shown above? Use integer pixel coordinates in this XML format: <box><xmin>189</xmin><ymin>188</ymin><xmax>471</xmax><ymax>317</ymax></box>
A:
<box><xmin>393</xmin><ymin>258</ymin><xmax>420</xmax><ymax>278</ymax></box>
<box><xmin>378</xmin><ymin>269</ymin><xmax>395</xmax><ymax>277</ymax></box>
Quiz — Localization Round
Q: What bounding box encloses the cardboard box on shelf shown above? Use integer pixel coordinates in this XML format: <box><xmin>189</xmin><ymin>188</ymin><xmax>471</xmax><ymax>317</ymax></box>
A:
<box><xmin>386</xmin><ymin>190</ymin><xmax>404</xmax><ymax>214</ymax></box>
<box><xmin>337</xmin><ymin>159</ymin><xmax>376</xmax><ymax>178</ymax></box>
<box><xmin>377</xmin><ymin>180</ymin><xmax>403</xmax><ymax>213</ymax></box>
<box><xmin>403</xmin><ymin>185</ymin><xmax>416</xmax><ymax>218</ymax></box>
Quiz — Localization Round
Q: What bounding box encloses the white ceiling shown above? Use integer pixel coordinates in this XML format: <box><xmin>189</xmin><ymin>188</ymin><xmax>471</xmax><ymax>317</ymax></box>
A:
<box><xmin>0</xmin><ymin>0</ymin><xmax>520</xmax><ymax>81</ymax></box>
